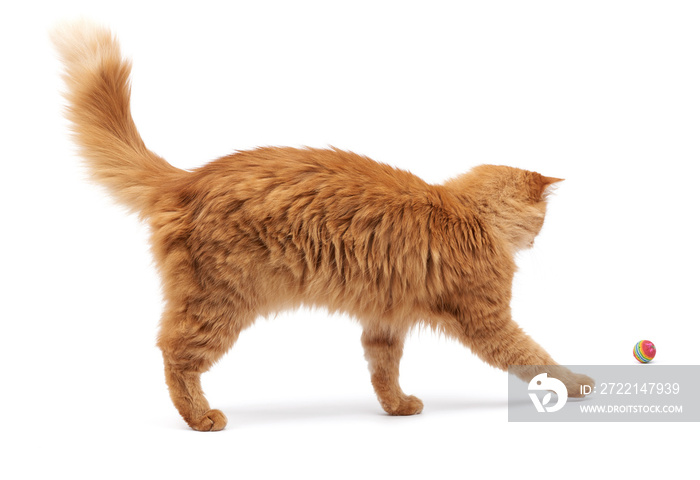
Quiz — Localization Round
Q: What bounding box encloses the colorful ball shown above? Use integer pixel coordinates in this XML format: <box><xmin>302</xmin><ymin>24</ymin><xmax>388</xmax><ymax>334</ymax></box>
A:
<box><xmin>633</xmin><ymin>340</ymin><xmax>656</xmax><ymax>363</ymax></box>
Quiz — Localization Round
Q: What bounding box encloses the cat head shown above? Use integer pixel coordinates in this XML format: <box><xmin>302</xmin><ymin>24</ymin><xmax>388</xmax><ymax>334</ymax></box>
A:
<box><xmin>444</xmin><ymin>165</ymin><xmax>563</xmax><ymax>252</ymax></box>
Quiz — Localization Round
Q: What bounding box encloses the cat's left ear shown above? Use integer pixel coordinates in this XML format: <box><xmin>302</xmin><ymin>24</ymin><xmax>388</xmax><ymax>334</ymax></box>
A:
<box><xmin>530</xmin><ymin>174</ymin><xmax>564</xmax><ymax>201</ymax></box>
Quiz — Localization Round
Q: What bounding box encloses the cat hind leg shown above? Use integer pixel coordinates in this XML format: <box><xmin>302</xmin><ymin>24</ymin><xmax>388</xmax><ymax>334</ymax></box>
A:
<box><xmin>158</xmin><ymin>305</ymin><xmax>253</xmax><ymax>431</ymax></box>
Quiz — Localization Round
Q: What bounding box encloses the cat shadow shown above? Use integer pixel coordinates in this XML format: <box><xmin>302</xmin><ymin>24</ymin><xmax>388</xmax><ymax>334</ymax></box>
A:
<box><xmin>220</xmin><ymin>396</ymin><xmax>519</xmax><ymax>429</ymax></box>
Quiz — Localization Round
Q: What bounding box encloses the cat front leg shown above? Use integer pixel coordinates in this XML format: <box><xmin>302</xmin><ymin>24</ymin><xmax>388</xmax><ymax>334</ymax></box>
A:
<box><xmin>361</xmin><ymin>329</ymin><xmax>424</xmax><ymax>415</ymax></box>
<box><xmin>447</xmin><ymin>304</ymin><xmax>594</xmax><ymax>398</ymax></box>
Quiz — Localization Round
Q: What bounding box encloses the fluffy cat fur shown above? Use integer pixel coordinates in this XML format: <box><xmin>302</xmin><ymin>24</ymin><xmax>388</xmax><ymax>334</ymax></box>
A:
<box><xmin>52</xmin><ymin>21</ymin><xmax>594</xmax><ymax>431</ymax></box>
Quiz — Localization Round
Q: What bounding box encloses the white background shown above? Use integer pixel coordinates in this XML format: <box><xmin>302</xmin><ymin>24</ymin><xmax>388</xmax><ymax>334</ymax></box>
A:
<box><xmin>2</xmin><ymin>1</ymin><xmax>699</xmax><ymax>478</ymax></box>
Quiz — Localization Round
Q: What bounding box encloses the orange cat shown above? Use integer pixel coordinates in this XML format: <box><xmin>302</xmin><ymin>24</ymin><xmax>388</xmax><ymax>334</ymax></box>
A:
<box><xmin>52</xmin><ymin>22</ymin><xmax>593</xmax><ymax>431</ymax></box>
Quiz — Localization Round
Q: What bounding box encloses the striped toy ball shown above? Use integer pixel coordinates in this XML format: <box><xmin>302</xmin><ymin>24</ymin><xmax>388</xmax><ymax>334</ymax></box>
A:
<box><xmin>633</xmin><ymin>340</ymin><xmax>656</xmax><ymax>363</ymax></box>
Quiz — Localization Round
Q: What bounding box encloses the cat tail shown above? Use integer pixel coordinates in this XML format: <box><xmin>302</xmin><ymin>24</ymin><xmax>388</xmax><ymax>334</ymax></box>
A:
<box><xmin>51</xmin><ymin>20</ymin><xmax>184</xmax><ymax>217</ymax></box>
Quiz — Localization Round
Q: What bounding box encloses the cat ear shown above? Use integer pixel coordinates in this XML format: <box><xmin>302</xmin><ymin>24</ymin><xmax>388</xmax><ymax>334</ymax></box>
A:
<box><xmin>530</xmin><ymin>174</ymin><xmax>564</xmax><ymax>201</ymax></box>
<box><xmin>542</xmin><ymin>176</ymin><xmax>565</xmax><ymax>185</ymax></box>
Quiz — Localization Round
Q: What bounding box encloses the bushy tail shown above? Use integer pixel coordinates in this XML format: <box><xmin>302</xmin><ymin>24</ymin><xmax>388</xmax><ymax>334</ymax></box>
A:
<box><xmin>51</xmin><ymin>21</ymin><xmax>183</xmax><ymax>216</ymax></box>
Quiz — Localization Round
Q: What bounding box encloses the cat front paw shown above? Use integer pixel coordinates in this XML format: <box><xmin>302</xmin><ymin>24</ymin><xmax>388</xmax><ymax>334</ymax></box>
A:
<box><xmin>188</xmin><ymin>409</ymin><xmax>228</xmax><ymax>431</ymax></box>
<box><xmin>381</xmin><ymin>395</ymin><xmax>424</xmax><ymax>416</ymax></box>
<box><xmin>565</xmin><ymin>373</ymin><xmax>595</xmax><ymax>398</ymax></box>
